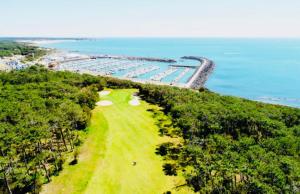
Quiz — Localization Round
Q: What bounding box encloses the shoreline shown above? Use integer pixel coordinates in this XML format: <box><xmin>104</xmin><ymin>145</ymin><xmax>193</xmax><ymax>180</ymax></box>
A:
<box><xmin>17</xmin><ymin>39</ymin><xmax>77</xmax><ymax>46</ymax></box>
<box><xmin>11</xmin><ymin>39</ymin><xmax>299</xmax><ymax>108</ymax></box>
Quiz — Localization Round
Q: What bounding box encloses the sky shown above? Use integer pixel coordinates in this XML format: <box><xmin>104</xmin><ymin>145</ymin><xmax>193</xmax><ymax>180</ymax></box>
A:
<box><xmin>1</xmin><ymin>0</ymin><xmax>300</xmax><ymax>38</ymax></box>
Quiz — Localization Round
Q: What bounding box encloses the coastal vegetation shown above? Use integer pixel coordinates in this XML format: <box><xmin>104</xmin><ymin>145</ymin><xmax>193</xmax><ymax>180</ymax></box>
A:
<box><xmin>106</xmin><ymin>77</ymin><xmax>300</xmax><ymax>193</ymax></box>
<box><xmin>0</xmin><ymin>41</ymin><xmax>46</xmax><ymax>61</ymax></box>
<box><xmin>0</xmin><ymin>67</ymin><xmax>103</xmax><ymax>193</ymax></box>
<box><xmin>0</xmin><ymin>67</ymin><xmax>299</xmax><ymax>193</ymax></box>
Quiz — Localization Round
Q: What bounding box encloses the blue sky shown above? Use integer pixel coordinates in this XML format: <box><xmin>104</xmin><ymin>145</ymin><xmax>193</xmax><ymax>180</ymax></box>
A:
<box><xmin>1</xmin><ymin>0</ymin><xmax>300</xmax><ymax>37</ymax></box>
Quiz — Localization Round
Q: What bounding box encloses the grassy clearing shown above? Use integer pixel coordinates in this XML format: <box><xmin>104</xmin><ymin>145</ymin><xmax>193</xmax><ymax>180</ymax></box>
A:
<box><xmin>41</xmin><ymin>89</ymin><xmax>192</xmax><ymax>194</ymax></box>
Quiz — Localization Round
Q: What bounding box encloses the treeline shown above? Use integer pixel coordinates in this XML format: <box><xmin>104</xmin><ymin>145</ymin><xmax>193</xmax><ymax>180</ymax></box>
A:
<box><xmin>0</xmin><ymin>41</ymin><xmax>46</xmax><ymax>61</ymax></box>
<box><xmin>105</xmin><ymin>77</ymin><xmax>300</xmax><ymax>193</ymax></box>
<box><xmin>1</xmin><ymin>70</ymin><xmax>299</xmax><ymax>193</ymax></box>
<box><xmin>0</xmin><ymin>67</ymin><xmax>105</xmax><ymax>193</ymax></box>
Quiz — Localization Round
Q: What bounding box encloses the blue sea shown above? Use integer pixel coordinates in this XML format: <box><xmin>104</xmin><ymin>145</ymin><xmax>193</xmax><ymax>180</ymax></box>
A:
<box><xmin>41</xmin><ymin>38</ymin><xmax>300</xmax><ymax>108</ymax></box>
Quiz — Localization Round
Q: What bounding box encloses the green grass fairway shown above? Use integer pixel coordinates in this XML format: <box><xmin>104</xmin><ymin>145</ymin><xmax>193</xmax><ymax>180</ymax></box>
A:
<box><xmin>41</xmin><ymin>89</ymin><xmax>192</xmax><ymax>194</ymax></box>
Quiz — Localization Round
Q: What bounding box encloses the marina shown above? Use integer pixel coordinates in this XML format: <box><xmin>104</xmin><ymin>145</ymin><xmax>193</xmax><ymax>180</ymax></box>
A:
<box><xmin>40</xmin><ymin>52</ymin><xmax>215</xmax><ymax>89</ymax></box>
<box><xmin>33</xmin><ymin>50</ymin><xmax>212</xmax><ymax>88</ymax></box>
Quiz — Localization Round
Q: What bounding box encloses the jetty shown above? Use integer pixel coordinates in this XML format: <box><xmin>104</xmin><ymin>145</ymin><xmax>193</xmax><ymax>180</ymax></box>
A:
<box><xmin>183</xmin><ymin>56</ymin><xmax>215</xmax><ymax>89</ymax></box>
<box><xmin>92</xmin><ymin>55</ymin><xmax>177</xmax><ymax>63</ymax></box>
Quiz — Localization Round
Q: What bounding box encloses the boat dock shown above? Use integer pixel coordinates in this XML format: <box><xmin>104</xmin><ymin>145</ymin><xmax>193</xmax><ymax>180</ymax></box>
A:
<box><xmin>124</xmin><ymin>66</ymin><xmax>160</xmax><ymax>78</ymax></box>
<box><xmin>171</xmin><ymin>67</ymin><xmax>191</xmax><ymax>85</ymax></box>
<box><xmin>110</xmin><ymin>62</ymin><xmax>143</xmax><ymax>72</ymax></box>
<box><xmin>150</xmin><ymin>67</ymin><xmax>178</xmax><ymax>81</ymax></box>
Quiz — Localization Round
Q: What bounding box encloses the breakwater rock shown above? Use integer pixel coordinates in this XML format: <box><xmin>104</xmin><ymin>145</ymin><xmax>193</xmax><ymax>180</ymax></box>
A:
<box><xmin>183</xmin><ymin>56</ymin><xmax>215</xmax><ymax>90</ymax></box>
<box><xmin>92</xmin><ymin>55</ymin><xmax>177</xmax><ymax>63</ymax></box>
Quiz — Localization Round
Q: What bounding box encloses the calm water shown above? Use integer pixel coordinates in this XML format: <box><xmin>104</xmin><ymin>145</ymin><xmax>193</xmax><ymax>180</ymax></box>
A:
<box><xmin>41</xmin><ymin>38</ymin><xmax>300</xmax><ymax>108</ymax></box>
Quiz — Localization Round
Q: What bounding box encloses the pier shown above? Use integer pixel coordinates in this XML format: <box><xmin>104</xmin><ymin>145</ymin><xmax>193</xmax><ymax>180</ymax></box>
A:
<box><xmin>150</xmin><ymin>67</ymin><xmax>178</xmax><ymax>81</ymax></box>
<box><xmin>169</xmin><ymin>64</ymin><xmax>197</xmax><ymax>68</ymax></box>
<box><xmin>110</xmin><ymin>62</ymin><xmax>143</xmax><ymax>72</ymax></box>
<box><xmin>124</xmin><ymin>66</ymin><xmax>160</xmax><ymax>78</ymax></box>
<box><xmin>92</xmin><ymin>55</ymin><xmax>177</xmax><ymax>63</ymax></box>
<box><xmin>171</xmin><ymin>67</ymin><xmax>191</xmax><ymax>85</ymax></box>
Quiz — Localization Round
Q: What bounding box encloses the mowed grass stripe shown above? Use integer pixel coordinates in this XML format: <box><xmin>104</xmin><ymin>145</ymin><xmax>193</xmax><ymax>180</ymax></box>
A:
<box><xmin>42</xmin><ymin>89</ymin><xmax>192</xmax><ymax>194</ymax></box>
<box><xmin>85</xmin><ymin>89</ymin><xmax>167</xmax><ymax>194</ymax></box>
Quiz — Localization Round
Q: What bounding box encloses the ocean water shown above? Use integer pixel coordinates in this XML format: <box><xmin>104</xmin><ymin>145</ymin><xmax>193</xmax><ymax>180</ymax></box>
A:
<box><xmin>41</xmin><ymin>38</ymin><xmax>300</xmax><ymax>108</ymax></box>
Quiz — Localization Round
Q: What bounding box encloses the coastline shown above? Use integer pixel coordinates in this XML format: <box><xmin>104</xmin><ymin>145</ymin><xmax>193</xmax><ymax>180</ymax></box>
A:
<box><xmin>8</xmin><ymin>38</ymin><xmax>300</xmax><ymax>108</ymax></box>
<box><xmin>17</xmin><ymin>39</ymin><xmax>77</xmax><ymax>46</ymax></box>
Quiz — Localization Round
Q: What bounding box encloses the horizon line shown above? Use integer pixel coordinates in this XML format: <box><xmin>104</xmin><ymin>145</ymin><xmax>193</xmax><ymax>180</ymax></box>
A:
<box><xmin>1</xmin><ymin>36</ymin><xmax>300</xmax><ymax>39</ymax></box>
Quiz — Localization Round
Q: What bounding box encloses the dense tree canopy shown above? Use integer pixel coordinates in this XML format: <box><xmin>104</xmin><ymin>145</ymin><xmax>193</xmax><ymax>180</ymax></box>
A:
<box><xmin>0</xmin><ymin>67</ymin><xmax>104</xmax><ymax>193</ymax></box>
<box><xmin>0</xmin><ymin>69</ymin><xmax>299</xmax><ymax>193</ymax></box>
<box><xmin>0</xmin><ymin>41</ymin><xmax>46</xmax><ymax>61</ymax></box>
<box><xmin>138</xmin><ymin>85</ymin><xmax>300</xmax><ymax>193</ymax></box>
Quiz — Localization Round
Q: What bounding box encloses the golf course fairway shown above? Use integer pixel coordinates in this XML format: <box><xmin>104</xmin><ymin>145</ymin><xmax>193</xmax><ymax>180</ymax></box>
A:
<box><xmin>41</xmin><ymin>89</ymin><xmax>192</xmax><ymax>194</ymax></box>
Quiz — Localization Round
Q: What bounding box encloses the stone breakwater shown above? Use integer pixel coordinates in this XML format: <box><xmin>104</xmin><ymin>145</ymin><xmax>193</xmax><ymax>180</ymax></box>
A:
<box><xmin>92</xmin><ymin>55</ymin><xmax>177</xmax><ymax>63</ymax></box>
<box><xmin>183</xmin><ymin>56</ymin><xmax>215</xmax><ymax>90</ymax></box>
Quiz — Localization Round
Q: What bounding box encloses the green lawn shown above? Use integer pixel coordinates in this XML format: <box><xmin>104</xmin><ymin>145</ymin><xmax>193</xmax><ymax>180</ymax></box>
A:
<box><xmin>41</xmin><ymin>89</ymin><xmax>192</xmax><ymax>194</ymax></box>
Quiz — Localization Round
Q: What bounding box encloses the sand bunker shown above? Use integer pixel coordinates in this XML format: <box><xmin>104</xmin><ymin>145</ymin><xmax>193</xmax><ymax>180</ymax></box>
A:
<box><xmin>96</xmin><ymin>100</ymin><xmax>113</xmax><ymax>106</ymax></box>
<box><xmin>129</xmin><ymin>96</ymin><xmax>140</xmax><ymax>106</ymax></box>
<box><xmin>99</xmin><ymin>91</ymin><xmax>111</xmax><ymax>97</ymax></box>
